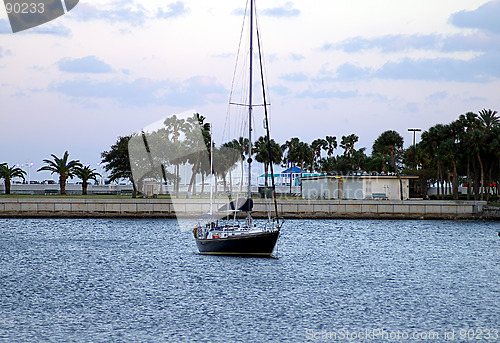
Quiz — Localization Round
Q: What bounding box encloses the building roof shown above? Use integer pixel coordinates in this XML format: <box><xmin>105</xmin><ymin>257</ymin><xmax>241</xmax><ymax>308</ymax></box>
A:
<box><xmin>280</xmin><ymin>166</ymin><xmax>302</xmax><ymax>174</ymax></box>
<box><xmin>300</xmin><ymin>174</ymin><xmax>419</xmax><ymax>181</ymax></box>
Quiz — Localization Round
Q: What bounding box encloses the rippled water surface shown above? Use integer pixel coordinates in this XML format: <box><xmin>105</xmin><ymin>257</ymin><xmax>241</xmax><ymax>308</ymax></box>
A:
<box><xmin>0</xmin><ymin>218</ymin><xmax>499</xmax><ymax>342</ymax></box>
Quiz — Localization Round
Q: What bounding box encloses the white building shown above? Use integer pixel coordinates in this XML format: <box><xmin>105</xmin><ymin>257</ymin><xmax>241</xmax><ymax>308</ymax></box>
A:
<box><xmin>301</xmin><ymin>175</ymin><xmax>419</xmax><ymax>200</ymax></box>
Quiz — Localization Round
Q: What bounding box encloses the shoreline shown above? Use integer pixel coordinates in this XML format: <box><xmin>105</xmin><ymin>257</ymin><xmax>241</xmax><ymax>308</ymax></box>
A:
<box><xmin>0</xmin><ymin>198</ymin><xmax>496</xmax><ymax>220</ymax></box>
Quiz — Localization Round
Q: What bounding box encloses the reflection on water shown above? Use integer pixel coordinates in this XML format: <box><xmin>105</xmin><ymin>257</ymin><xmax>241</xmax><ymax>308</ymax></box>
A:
<box><xmin>0</xmin><ymin>218</ymin><xmax>498</xmax><ymax>342</ymax></box>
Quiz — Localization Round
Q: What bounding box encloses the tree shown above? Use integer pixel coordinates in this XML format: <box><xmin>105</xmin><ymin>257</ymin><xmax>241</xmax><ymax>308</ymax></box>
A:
<box><xmin>281</xmin><ymin>137</ymin><xmax>299</xmax><ymax>187</ymax></box>
<box><xmin>351</xmin><ymin>147</ymin><xmax>369</xmax><ymax>173</ymax></box>
<box><xmin>366</xmin><ymin>151</ymin><xmax>390</xmax><ymax>174</ymax></box>
<box><xmin>318</xmin><ymin>156</ymin><xmax>337</xmax><ymax>174</ymax></box>
<box><xmin>311</xmin><ymin>138</ymin><xmax>327</xmax><ymax>172</ymax></box>
<box><xmin>37</xmin><ymin>151</ymin><xmax>81</xmax><ymax>195</ymax></box>
<box><xmin>218</xmin><ymin>144</ymin><xmax>241</xmax><ymax>193</ymax></box>
<box><xmin>325</xmin><ymin>136</ymin><xmax>337</xmax><ymax>157</ymax></box>
<box><xmin>286</xmin><ymin>139</ymin><xmax>312</xmax><ymax>193</ymax></box>
<box><xmin>457</xmin><ymin>112</ymin><xmax>480</xmax><ymax>199</ymax></box>
<box><xmin>441</xmin><ymin>123</ymin><xmax>461</xmax><ymax>200</ymax></box>
<box><xmin>489</xmin><ymin>126</ymin><xmax>500</xmax><ymax>199</ymax></box>
<box><xmin>372</xmin><ymin>130</ymin><xmax>404</xmax><ymax>200</ymax></box>
<box><xmin>420</xmin><ymin>125</ymin><xmax>446</xmax><ymax>198</ymax></box>
<box><xmin>163</xmin><ymin>115</ymin><xmax>191</xmax><ymax>197</ymax></box>
<box><xmin>185</xmin><ymin>113</ymin><xmax>211</xmax><ymax>195</ymax></box>
<box><xmin>74</xmin><ymin>165</ymin><xmax>101</xmax><ymax>195</ymax></box>
<box><xmin>227</xmin><ymin>137</ymin><xmax>249</xmax><ymax>193</ymax></box>
<box><xmin>478</xmin><ymin>108</ymin><xmax>499</xmax><ymax>129</ymax></box>
<box><xmin>340</xmin><ymin>134</ymin><xmax>359</xmax><ymax>158</ymax></box>
<box><xmin>101</xmin><ymin>136</ymin><xmax>136</xmax><ymax>195</ymax></box>
<box><xmin>0</xmin><ymin>164</ymin><xmax>26</xmax><ymax>194</ymax></box>
<box><xmin>476</xmin><ymin>109</ymin><xmax>499</xmax><ymax>200</ymax></box>
<box><xmin>254</xmin><ymin>136</ymin><xmax>283</xmax><ymax>187</ymax></box>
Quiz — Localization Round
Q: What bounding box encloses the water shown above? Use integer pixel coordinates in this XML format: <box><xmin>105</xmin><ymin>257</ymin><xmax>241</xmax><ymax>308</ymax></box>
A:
<box><xmin>0</xmin><ymin>218</ymin><xmax>498</xmax><ymax>342</ymax></box>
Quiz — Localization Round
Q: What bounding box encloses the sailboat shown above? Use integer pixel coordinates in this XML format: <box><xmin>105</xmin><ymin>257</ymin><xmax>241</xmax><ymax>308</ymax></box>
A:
<box><xmin>193</xmin><ymin>0</ymin><xmax>284</xmax><ymax>257</ymax></box>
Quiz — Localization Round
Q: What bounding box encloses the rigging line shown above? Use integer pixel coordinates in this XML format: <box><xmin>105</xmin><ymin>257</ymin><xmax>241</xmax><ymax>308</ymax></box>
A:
<box><xmin>247</xmin><ymin>0</ymin><xmax>254</xmax><ymax>207</ymax></box>
<box><xmin>223</xmin><ymin>0</ymin><xmax>250</xmax><ymax>144</ymax></box>
<box><xmin>254</xmin><ymin>7</ymin><xmax>272</xmax><ymax>119</ymax></box>
<box><xmin>256</xmin><ymin>18</ymin><xmax>279</xmax><ymax>218</ymax></box>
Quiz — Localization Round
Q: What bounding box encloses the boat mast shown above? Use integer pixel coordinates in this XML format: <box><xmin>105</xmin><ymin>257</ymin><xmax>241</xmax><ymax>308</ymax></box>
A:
<box><xmin>256</xmin><ymin>26</ymin><xmax>279</xmax><ymax>218</ymax></box>
<box><xmin>209</xmin><ymin>123</ymin><xmax>213</xmax><ymax>215</ymax></box>
<box><xmin>247</xmin><ymin>0</ymin><xmax>254</xmax><ymax>209</ymax></box>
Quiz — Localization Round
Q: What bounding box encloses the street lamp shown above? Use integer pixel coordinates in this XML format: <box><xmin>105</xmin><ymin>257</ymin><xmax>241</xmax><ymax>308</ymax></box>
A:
<box><xmin>26</xmin><ymin>162</ymin><xmax>34</xmax><ymax>184</ymax></box>
<box><xmin>408</xmin><ymin>128</ymin><xmax>421</xmax><ymax>169</ymax></box>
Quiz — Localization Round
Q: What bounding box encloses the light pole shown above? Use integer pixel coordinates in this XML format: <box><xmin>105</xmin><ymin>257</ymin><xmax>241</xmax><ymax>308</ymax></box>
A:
<box><xmin>408</xmin><ymin>128</ymin><xmax>421</xmax><ymax>169</ymax></box>
<box><xmin>26</xmin><ymin>162</ymin><xmax>33</xmax><ymax>184</ymax></box>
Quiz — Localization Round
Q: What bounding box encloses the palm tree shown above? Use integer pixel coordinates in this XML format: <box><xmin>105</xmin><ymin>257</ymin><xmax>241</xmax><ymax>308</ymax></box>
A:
<box><xmin>340</xmin><ymin>134</ymin><xmax>359</xmax><ymax>157</ymax></box>
<box><xmin>212</xmin><ymin>146</ymin><xmax>239</xmax><ymax>194</ymax></box>
<box><xmin>457</xmin><ymin>112</ymin><xmax>480</xmax><ymax>199</ymax></box>
<box><xmin>254</xmin><ymin>136</ymin><xmax>283</xmax><ymax>187</ymax></box>
<box><xmin>282</xmin><ymin>137</ymin><xmax>299</xmax><ymax>188</ymax></box>
<box><xmin>351</xmin><ymin>147</ymin><xmax>368</xmax><ymax>173</ymax></box>
<box><xmin>478</xmin><ymin>108</ymin><xmax>499</xmax><ymax>129</ymax></box>
<box><xmin>74</xmin><ymin>165</ymin><xmax>102</xmax><ymax>195</ymax></box>
<box><xmin>441</xmin><ymin>123</ymin><xmax>461</xmax><ymax>199</ymax></box>
<box><xmin>163</xmin><ymin>115</ymin><xmax>191</xmax><ymax>197</ymax></box>
<box><xmin>311</xmin><ymin>139</ymin><xmax>327</xmax><ymax>172</ymax></box>
<box><xmin>286</xmin><ymin>139</ymin><xmax>312</xmax><ymax>193</ymax></box>
<box><xmin>38</xmin><ymin>151</ymin><xmax>82</xmax><ymax>195</ymax></box>
<box><xmin>476</xmin><ymin>109</ymin><xmax>499</xmax><ymax>200</ymax></box>
<box><xmin>372</xmin><ymin>130</ymin><xmax>404</xmax><ymax>200</ymax></box>
<box><xmin>489</xmin><ymin>125</ymin><xmax>500</xmax><ymax>198</ymax></box>
<box><xmin>219</xmin><ymin>144</ymin><xmax>241</xmax><ymax>194</ymax></box>
<box><xmin>229</xmin><ymin>137</ymin><xmax>249</xmax><ymax>193</ymax></box>
<box><xmin>420</xmin><ymin>124</ymin><xmax>447</xmax><ymax>198</ymax></box>
<box><xmin>186</xmin><ymin>113</ymin><xmax>211</xmax><ymax>195</ymax></box>
<box><xmin>325</xmin><ymin>136</ymin><xmax>337</xmax><ymax>157</ymax></box>
<box><xmin>0</xmin><ymin>164</ymin><xmax>26</xmax><ymax>194</ymax></box>
<box><xmin>318</xmin><ymin>156</ymin><xmax>336</xmax><ymax>174</ymax></box>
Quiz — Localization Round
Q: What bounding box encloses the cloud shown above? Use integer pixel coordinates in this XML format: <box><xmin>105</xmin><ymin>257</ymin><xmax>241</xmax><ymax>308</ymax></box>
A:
<box><xmin>261</xmin><ymin>2</ymin><xmax>300</xmax><ymax>17</ymax></box>
<box><xmin>440</xmin><ymin>32</ymin><xmax>500</xmax><ymax>52</ymax></box>
<box><xmin>49</xmin><ymin>75</ymin><xmax>228</xmax><ymax>107</ymax></box>
<box><xmin>298</xmin><ymin>89</ymin><xmax>358</xmax><ymax>99</ymax></box>
<box><xmin>57</xmin><ymin>56</ymin><xmax>113</xmax><ymax>73</ymax></box>
<box><xmin>375</xmin><ymin>53</ymin><xmax>500</xmax><ymax>82</ymax></box>
<box><xmin>0</xmin><ymin>46</ymin><xmax>13</xmax><ymax>59</ymax></box>
<box><xmin>231</xmin><ymin>8</ymin><xmax>245</xmax><ymax>16</ymax></box>
<box><xmin>318</xmin><ymin>2</ymin><xmax>500</xmax><ymax>83</ymax></box>
<box><xmin>334</xmin><ymin>63</ymin><xmax>372</xmax><ymax>82</ymax></box>
<box><xmin>450</xmin><ymin>0</ymin><xmax>500</xmax><ymax>34</ymax></box>
<box><xmin>280</xmin><ymin>72</ymin><xmax>308</xmax><ymax>82</ymax></box>
<box><xmin>71</xmin><ymin>1</ymin><xmax>189</xmax><ymax>25</ymax></box>
<box><xmin>405</xmin><ymin>102</ymin><xmax>419</xmax><ymax>113</ymax></box>
<box><xmin>312</xmin><ymin>63</ymin><xmax>372</xmax><ymax>83</ymax></box>
<box><xmin>290</xmin><ymin>53</ymin><xmax>305</xmax><ymax>61</ymax></box>
<box><xmin>426</xmin><ymin>91</ymin><xmax>448</xmax><ymax>103</ymax></box>
<box><xmin>309</xmin><ymin>52</ymin><xmax>500</xmax><ymax>83</ymax></box>
<box><xmin>25</xmin><ymin>23</ymin><xmax>71</xmax><ymax>36</ymax></box>
<box><xmin>0</xmin><ymin>17</ymin><xmax>71</xmax><ymax>36</ymax></box>
<box><xmin>157</xmin><ymin>1</ymin><xmax>189</xmax><ymax>19</ymax></box>
<box><xmin>327</xmin><ymin>32</ymin><xmax>500</xmax><ymax>54</ymax></box>
<box><xmin>0</xmin><ymin>19</ymin><xmax>12</xmax><ymax>34</ymax></box>
<box><xmin>72</xmin><ymin>1</ymin><xmax>149</xmax><ymax>26</ymax></box>
<box><xmin>270</xmin><ymin>85</ymin><xmax>292</xmax><ymax>96</ymax></box>
<box><xmin>329</xmin><ymin>34</ymin><xmax>441</xmax><ymax>53</ymax></box>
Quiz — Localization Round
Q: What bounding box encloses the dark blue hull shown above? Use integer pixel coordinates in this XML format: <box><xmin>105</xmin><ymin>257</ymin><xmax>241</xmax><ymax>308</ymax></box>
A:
<box><xmin>195</xmin><ymin>230</ymin><xmax>280</xmax><ymax>257</ymax></box>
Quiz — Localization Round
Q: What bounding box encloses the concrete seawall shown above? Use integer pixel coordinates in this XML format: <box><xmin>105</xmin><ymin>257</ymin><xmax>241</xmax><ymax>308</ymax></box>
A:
<box><xmin>0</xmin><ymin>198</ymin><xmax>491</xmax><ymax>220</ymax></box>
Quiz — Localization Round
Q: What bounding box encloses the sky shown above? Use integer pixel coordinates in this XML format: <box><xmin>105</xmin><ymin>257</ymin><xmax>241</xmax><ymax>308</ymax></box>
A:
<box><xmin>1</xmin><ymin>0</ymin><xmax>500</xmax><ymax>181</ymax></box>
